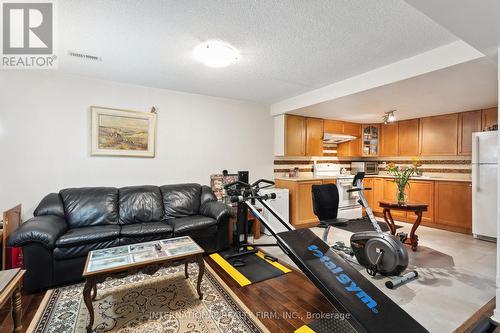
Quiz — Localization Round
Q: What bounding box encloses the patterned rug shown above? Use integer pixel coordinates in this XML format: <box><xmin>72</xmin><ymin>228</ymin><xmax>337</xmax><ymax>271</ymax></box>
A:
<box><xmin>28</xmin><ymin>262</ymin><xmax>269</xmax><ymax>333</ymax></box>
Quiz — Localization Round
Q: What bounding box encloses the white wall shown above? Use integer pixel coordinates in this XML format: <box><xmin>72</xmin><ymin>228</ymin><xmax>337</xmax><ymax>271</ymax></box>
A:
<box><xmin>0</xmin><ymin>72</ymin><xmax>273</xmax><ymax>218</ymax></box>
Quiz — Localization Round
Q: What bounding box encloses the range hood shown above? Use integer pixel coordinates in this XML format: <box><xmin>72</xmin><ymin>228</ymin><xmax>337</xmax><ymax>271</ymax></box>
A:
<box><xmin>323</xmin><ymin>132</ymin><xmax>356</xmax><ymax>144</ymax></box>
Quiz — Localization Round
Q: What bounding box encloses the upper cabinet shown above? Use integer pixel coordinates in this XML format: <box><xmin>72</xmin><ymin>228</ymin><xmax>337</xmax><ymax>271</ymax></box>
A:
<box><xmin>482</xmin><ymin>107</ymin><xmax>498</xmax><ymax>131</ymax></box>
<box><xmin>458</xmin><ymin>110</ymin><xmax>482</xmax><ymax>155</ymax></box>
<box><xmin>273</xmin><ymin>115</ymin><xmax>323</xmax><ymax>156</ymax></box>
<box><xmin>274</xmin><ymin>107</ymin><xmax>497</xmax><ymax>157</ymax></box>
<box><xmin>344</xmin><ymin>122</ymin><xmax>362</xmax><ymax>137</ymax></box>
<box><xmin>398</xmin><ymin>119</ymin><xmax>420</xmax><ymax>156</ymax></box>
<box><xmin>337</xmin><ymin>122</ymin><xmax>362</xmax><ymax>157</ymax></box>
<box><xmin>306</xmin><ymin>118</ymin><xmax>324</xmax><ymax>156</ymax></box>
<box><xmin>420</xmin><ymin>114</ymin><xmax>459</xmax><ymax>155</ymax></box>
<box><xmin>284</xmin><ymin>114</ymin><xmax>306</xmax><ymax>156</ymax></box>
<box><xmin>380</xmin><ymin>122</ymin><xmax>399</xmax><ymax>156</ymax></box>
<box><xmin>362</xmin><ymin>125</ymin><xmax>380</xmax><ymax>156</ymax></box>
<box><xmin>323</xmin><ymin>119</ymin><xmax>344</xmax><ymax>133</ymax></box>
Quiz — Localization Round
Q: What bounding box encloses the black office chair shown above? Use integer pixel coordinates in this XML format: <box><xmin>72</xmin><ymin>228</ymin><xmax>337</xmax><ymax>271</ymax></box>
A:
<box><xmin>311</xmin><ymin>184</ymin><xmax>349</xmax><ymax>242</ymax></box>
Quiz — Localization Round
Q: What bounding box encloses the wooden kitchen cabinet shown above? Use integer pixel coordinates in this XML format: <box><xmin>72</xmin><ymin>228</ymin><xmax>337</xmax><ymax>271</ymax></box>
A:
<box><xmin>343</xmin><ymin>122</ymin><xmax>361</xmax><ymax>136</ymax></box>
<box><xmin>324</xmin><ymin>119</ymin><xmax>344</xmax><ymax>133</ymax></box>
<box><xmin>407</xmin><ymin>180</ymin><xmax>434</xmax><ymax>224</ymax></box>
<box><xmin>275</xmin><ymin>179</ymin><xmax>321</xmax><ymax>227</ymax></box>
<box><xmin>482</xmin><ymin>107</ymin><xmax>498</xmax><ymax>131</ymax></box>
<box><xmin>458</xmin><ymin>110</ymin><xmax>482</xmax><ymax>155</ymax></box>
<box><xmin>420</xmin><ymin>114</ymin><xmax>459</xmax><ymax>155</ymax></box>
<box><xmin>284</xmin><ymin>115</ymin><xmax>306</xmax><ymax>156</ymax></box>
<box><xmin>362</xmin><ymin>178</ymin><xmax>374</xmax><ymax>212</ymax></box>
<box><xmin>371</xmin><ymin>178</ymin><xmax>385</xmax><ymax>214</ymax></box>
<box><xmin>337</xmin><ymin>123</ymin><xmax>362</xmax><ymax>157</ymax></box>
<box><xmin>382</xmin><ymin>179</ymin><xmax>407</xmax><ymax>219</ymax></box>
<box><xmin>306</xmin><ymin>118</ymin><xmax>324</xmax><ymax>156</ymax></box>
<box><xmin>398</xmin><ymin>119</ymin><xmax>420</xmax><ymax>156</ymax></box>
<box><xmin>380</xmin><ymin>122</ymin><xmax>399</xmax><ymax>156</ymax></box>
<box><xmin>362</xmin><ymin>125</ymin><xmax>380</xmax><ymax>156</ymax></box>
<box><xmin>434</xmin><ymin>181</ymin><xmax>472</xmax><ymax>233</ymax></box>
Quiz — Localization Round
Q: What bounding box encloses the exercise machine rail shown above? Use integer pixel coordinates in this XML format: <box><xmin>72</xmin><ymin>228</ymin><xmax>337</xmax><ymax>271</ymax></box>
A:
<box><xmin>234</xmin><ymin>182</ymin><xmax>428</xmax><ymax>333</ymax></box>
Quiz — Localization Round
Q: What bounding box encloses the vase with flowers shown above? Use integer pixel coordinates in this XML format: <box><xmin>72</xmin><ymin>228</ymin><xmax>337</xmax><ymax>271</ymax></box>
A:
<box><xmin>386</xmin><ymin>161</ymin><xmax>418</xmax><ymax>205</ymax></box>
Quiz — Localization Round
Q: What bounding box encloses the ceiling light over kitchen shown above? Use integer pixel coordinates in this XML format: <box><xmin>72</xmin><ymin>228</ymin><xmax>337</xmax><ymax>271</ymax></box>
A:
<box><xmin>383</xmin><ymin>110</ymin><xmax>396</xmax><ymax>124</ymax></box>
<box><xmin>192</xmin><ymin>40</ymin><xmax>240</xmax><ymax>68</ymax></box>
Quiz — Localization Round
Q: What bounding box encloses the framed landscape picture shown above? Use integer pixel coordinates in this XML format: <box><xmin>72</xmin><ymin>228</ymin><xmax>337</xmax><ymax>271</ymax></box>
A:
<box><xmin>90</xmin><ymin>106</ymin><xmax>156</xmax><ymax>157</ymax></box>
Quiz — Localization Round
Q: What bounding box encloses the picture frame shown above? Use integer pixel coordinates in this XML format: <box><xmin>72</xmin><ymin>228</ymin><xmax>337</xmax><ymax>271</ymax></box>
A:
<box><xmin>90</xmin><ymin>106</ymin><xmax>157</xmax><ymax>157</ymax></box>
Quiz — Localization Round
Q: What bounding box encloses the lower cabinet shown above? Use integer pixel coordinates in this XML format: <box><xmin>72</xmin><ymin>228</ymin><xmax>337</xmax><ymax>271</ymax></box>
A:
<box><xmin>407</xmin><ymin>181</ymin><xmax>434</xmax><ymax>224</ymax></box>
<box><xmin>370</xmin><ymin>178</ymin><xmax>471</xmax><ymax>234</ymax></box>
<box><xmin>434</xmin><ymin>181</ymin><xmax>472</xmax><ymax>233</ymax></box>
<box><xmin>371</xmin><ymin>178</ymin><xmax>384</xmax><ymax>214</ymax></box>
<box><xmin>275</xmin><ymin>178</ymin><xmax>336</xmax><ymax>228</ymax></box>
<box><xmin>362</xmin><ymin>178</ymin><xmax>374</xmax><ymax>212</ymax></box>
<box><xmin>381</xmin><ymin>179</ymin><xmax>407</xmax><ymax>219</ymax></box>
<box><xmin>276</xmin><ymin>177</ymin><xmax>472</xmax><ymax>234</ymax></box>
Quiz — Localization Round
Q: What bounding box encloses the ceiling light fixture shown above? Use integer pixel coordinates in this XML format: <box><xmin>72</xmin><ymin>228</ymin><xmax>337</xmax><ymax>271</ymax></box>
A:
<box><xmin>383</xmin><ymin>110</ymin><xmax>396</xmax><ymax>124</ymax></box>
<box><xmin>192</xmin><ymin>40</ymin><xmax>240</xmax><ymax>68</ymax></box>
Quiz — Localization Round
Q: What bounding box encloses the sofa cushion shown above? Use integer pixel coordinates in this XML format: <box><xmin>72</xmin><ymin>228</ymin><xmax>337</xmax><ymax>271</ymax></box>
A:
<box><xmin>120</xmin><ymin>221</ymin><xmax>173</xmax><ymax>238</ymax></box>
<box><xmin>53</xmin><ymin>239</ymin><xmax>120</xmax><ymax>260</ymax></box>
<box><xmin>60</xmin><ymin>187</ymin><xmax>119</xmax><ymax>227</ymax></box>
<box><xmin>119</xmin><ymin>186</ymin><xmax>164</xmax><ymax>225</ymax></box>
<box><xmin>160</xmin><ymin>184</ymin><xmax>201</xmax><ymax>219</ymax></box>
<box><xmin>55</xmin><ymin>225</ymin><xmax>121</xmax><ymax>248</ymax></box>
<box><xmin>169</xmin><ymin>215</ymin><xmax>217</xmax><ymax>235</ymax></box>
<box><xmin>34</xmin><ymin>193</ymin><xmax>65</xmax><ymax>218</ymax></box>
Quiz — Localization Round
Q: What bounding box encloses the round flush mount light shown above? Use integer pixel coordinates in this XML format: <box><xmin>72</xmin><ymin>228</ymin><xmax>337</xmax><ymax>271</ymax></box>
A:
<box><xmin>192</xmin><ymin>40</ymin><xmax>240</xmax><ymax>68</ymax></box>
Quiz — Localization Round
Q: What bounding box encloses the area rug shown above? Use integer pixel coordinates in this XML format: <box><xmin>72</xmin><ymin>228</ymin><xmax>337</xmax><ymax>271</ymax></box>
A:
<box><xmin>28</xmin><ymin>262</ymin><xmax>269</xmax><ymax>333</ymax></box>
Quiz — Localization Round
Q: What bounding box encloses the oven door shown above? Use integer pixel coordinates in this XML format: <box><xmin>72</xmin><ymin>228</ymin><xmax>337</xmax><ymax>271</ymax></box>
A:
<box><xmin>336</xmin><ymin>179</ymin><xmax>359</xmax><ymax>207</ymax></box>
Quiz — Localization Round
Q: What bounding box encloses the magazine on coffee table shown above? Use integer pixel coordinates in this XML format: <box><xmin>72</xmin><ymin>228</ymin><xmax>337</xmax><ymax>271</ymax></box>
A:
<box><xmin>86</xmin><ymin>236</ymin><xmax>203</xmax><ymax>273</ymax></box>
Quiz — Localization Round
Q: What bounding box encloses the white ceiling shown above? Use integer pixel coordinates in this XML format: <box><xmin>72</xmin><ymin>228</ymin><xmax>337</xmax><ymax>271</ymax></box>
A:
<box><xmin>289</xmin><ymin>57</ymin><xmax>498</xmax><ymax>123</ymax></box>
<box><xmin>405</xmin><ymin>0</ymin><xmax>500</xmax><ymax>61</ymax></box>
<box><xmin>57</xmin><ymin>0</ymin><xmax>458</xmax><ymax>104</ymax></box>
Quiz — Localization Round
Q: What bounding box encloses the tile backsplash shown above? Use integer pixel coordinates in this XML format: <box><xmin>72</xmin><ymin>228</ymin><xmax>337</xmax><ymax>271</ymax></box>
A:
<box><xmin>274</xmin><ymin>143</ymin><xmax>472</xmax><ymax>179</ymax></box>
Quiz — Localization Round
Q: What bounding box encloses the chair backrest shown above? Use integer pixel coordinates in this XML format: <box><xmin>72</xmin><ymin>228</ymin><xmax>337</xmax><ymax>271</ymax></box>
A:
<box><xmin>311</xmin><ymin>184</ymin><xmax>340</xmax><ymax>221</ymax></box>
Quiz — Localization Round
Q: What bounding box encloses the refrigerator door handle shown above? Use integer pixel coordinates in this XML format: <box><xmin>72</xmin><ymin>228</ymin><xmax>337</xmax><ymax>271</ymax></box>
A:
<box><xmin>476</xmin><ymin>136</ymin><xmax>480</xmax><ymax>164</ymax></box>
<box><xmin>476</xmin><ymin>136</ymin><xmax>480</xmax><ymax>191</ymax></box>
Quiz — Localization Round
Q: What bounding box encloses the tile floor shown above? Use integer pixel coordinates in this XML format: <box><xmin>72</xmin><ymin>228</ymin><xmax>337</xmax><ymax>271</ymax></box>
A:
<box><xmin>254</xmin><ymin>220</ymin><xmax>496</xmax><ymax>333</ymax></box>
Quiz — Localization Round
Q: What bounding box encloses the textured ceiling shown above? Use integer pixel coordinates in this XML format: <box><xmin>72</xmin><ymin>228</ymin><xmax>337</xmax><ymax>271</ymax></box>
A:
<box><xmin>57</xmin><ymin>0</ymin><xmax>458</xmax><ymax>103</ymax></box>
<box><xmin>289</xmin><ymin>58</ymin><xmax>498</xmax><ymax>123</ymax></box>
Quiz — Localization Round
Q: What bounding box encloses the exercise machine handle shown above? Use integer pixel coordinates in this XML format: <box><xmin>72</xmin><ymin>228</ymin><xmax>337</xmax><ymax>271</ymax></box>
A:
<box><xmin>347</xmin><ymin>187</ymin><xmax>372</xmax><ymax>193</ymax></box>
<box><xmin>230</xmin><ymin>193</ymin><xmax>276</xmax><ymax>203</ymax></box>
<box><xmin>251</xmin><ymin>179</ymin><xmax>275</xmax><ymax>188</ymax></box>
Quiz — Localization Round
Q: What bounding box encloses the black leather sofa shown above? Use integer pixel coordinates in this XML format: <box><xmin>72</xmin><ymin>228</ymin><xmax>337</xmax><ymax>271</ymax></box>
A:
<box><xmin>9</xmin><ymin>183</ymin><xmax>232</xmax><ymax>292</ymax></box>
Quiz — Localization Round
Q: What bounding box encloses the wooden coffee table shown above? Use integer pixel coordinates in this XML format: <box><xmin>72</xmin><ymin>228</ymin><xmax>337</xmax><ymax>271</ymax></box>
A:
<box><xmin>379</xmin><ymin>201</ymin><xmax>428</xmax><ymax>251</ymax></box>
<box><xmin>82</xmin><ymin>236</ymin><xmax>205</xmax><ymax>333</ymax></box>
<box><xmin>0</xmin><ymin>268</ymin><xmax>25</xmax><ymax>333</ymax></box>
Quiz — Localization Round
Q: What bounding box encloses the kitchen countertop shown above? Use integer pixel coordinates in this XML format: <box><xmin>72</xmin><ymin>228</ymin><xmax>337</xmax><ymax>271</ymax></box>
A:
<box><xmin>274</xmin><ymin>174</ymin><xmax>471</xmax><ymax>182</ymax></box>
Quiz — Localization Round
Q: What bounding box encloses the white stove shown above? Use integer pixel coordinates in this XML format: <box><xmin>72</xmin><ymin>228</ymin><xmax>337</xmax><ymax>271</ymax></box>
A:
<box><xmin>313</xmin><ymin>162</ymin><xmax>362</xmax><ymax>220</ymax></box>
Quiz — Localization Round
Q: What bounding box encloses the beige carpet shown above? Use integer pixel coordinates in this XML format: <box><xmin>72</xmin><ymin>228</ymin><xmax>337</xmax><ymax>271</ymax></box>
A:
<box><xmin>28</xmin><ymin>262</ymin><xmax>269</xmax><ymax>333</ymax></box>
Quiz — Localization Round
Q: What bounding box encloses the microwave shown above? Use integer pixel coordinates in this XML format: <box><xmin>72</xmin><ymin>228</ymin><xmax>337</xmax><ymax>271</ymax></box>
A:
<box><xmin>351</xmin><ymin>161</ymin><xmax>379</xmax><ymax>175</ymax></box>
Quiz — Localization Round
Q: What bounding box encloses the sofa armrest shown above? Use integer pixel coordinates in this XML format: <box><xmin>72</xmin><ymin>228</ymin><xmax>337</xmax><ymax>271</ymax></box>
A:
<box><xmin>8</xmin><ymin>215</ymin><xmax>68</xmax><ymax>250</ymax></box>
<box><xmin>199</xmin><ymin>201</ymin><xmax>233</xmax><ymax>223</ymax></box>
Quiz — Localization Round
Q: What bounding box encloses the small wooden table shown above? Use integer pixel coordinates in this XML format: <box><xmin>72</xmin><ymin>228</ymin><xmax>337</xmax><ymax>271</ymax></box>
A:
<box><xmin>82</xmin><ymin>236</ymin><xmax>205</xmax><ymax>333</ymax></box>
<box><xmin>0</xmin><ymin>268</ymin><xmax>25</xmax><ymax>333</ymax></box>
<box><xmin>379</xmin><ymin>201</ymin><xmax>428</xmax><ymax>251</ymax></box>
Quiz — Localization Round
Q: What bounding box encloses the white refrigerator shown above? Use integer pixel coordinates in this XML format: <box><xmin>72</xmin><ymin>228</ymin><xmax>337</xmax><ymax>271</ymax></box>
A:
<box><xmin>472</xmin><ymin>131</ymin><xmax>498</xmax><ymax>241</ymax></box>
